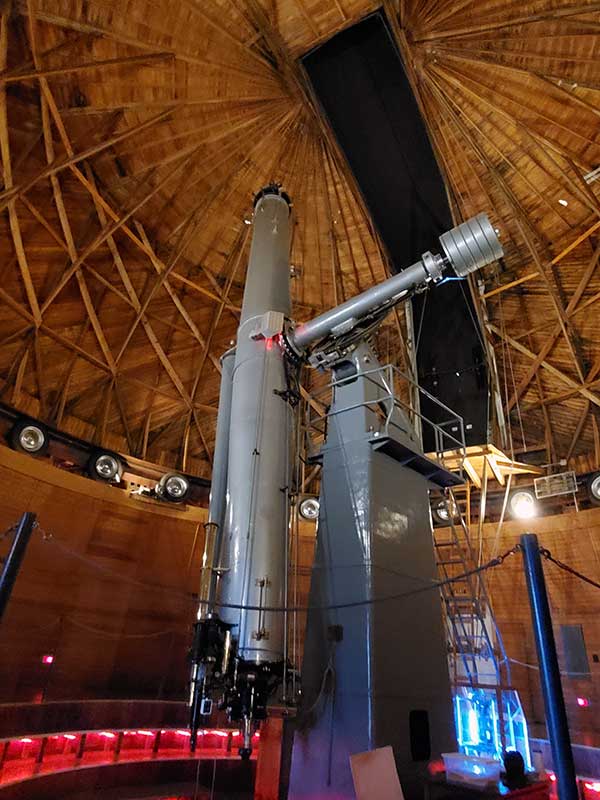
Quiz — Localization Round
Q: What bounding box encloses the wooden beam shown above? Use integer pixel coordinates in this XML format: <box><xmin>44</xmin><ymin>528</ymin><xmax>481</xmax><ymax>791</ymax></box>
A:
<box><xmin>133</xmin><ymin>224</ymin><xmax>222</xmax><ymax>375</ymax></box>
<box><xmin>41</xmin><ymin>145</ymin><xmax>200</xmax><ymax>312</ymax></box>
<box><xmin>566</xmin><ymin>401</ymin><xmax>590</xmax><ymax>463</ymax></box>
<box><xmin>488</xmin><ymin>324</ymin><xmax>600</xmax><ymax>410</ymax></box>
<box><xmin>0</xmin><ymin>108</ymin><xmax>174</xmax><ymax>212</ymax></box>
<box><xmin>428</xmin><ymin>69</ymin><xmax>589</xmax><ymax>385</ymax></box>
<box><xmin>36</xmin><ymin>83</ymin><xmax>116</xmax><ymax>373</ymax></box>
<box><xmin>80</xmin><ymin>165</ymin><xmax>209</xmax><ymax>457</ymax></box>
<box><xmin>483</xmin><ymin>218</ymin><xmax>600</xmax><ymax>298</ymax></box>
<box><xmin>506</xmin><ymin>240</ymin><xmax>600</xmax><ymax>411</ymax></box>
<box><xmin>0</xmin><ymin>51</ymin><xmax>174</xmax><ymax>83</ymax></box>
<box><xmin>0</xmin><ymin>5</ymin><xmax>41</xmax><ymax>324</ymax></box>
<box><xmin>413</xmin><ymin>2</ymin><xmax>600</xmax><ymax>42</ymax></box>
<box><xmin>23</xmin><ymin>6</ymin><xmax>282</xmax><ymax>80</ymax></box>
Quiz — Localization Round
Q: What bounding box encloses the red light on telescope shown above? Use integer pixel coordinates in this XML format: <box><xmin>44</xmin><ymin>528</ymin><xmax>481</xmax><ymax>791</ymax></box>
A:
<box><xmin>577</xmin><ymin>697</ymin><xmax>590</xmax><ymax>707</ymax></box>
<box><xmin>42</xmin><ymin>654</ymin><xmax>54</xmax><ymax>665</ymax></box>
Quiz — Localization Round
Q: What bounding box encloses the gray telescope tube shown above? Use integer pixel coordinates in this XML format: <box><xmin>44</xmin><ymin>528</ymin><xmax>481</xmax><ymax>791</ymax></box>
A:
<box><xmin>292</xmin><ymin>259</ymin><xmax>431</xmax><ymax>349</ymax></box>
<box><xmin>197</xmin><ymin>348</ymin><xmax>235</xmax><ymax>618</ymax></box>
<box><xmin>217</xmin><ymin>189</ymin><xmax>292</xmax><ymax>664</ymax></box>
<box><xmin>209</xmin><ymin>348</ymin><xmax>235</xmax><ymax>532</ymax></box>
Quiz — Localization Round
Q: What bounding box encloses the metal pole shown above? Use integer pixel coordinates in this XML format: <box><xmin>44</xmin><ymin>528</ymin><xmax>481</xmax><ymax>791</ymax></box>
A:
<box><xmin>520</xmin><ymin>533</ymin><xmax>578</xmax><ymax>800</ymax></box>
<box><xmin>0</xmin><ymin>512</ymin><xmax>37</xmax><ymax>622</ymax></box>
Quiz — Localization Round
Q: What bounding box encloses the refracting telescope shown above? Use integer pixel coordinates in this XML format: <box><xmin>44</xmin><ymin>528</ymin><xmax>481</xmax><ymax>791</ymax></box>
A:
<box><xmin>188</xmin><ymin>184</ymin><xmax>503</xmax><ymax>760</ymax></box>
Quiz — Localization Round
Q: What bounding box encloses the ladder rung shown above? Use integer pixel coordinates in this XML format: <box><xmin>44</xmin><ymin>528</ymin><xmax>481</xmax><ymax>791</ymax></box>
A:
<box><xmin>437</xmin><ymin>559</ymin><xmax>464</xmax><ymax>566</ymax></box>
<box><xmin>446</xmin><ymin>596</ymin><xmax>477</xmax><ymax>604</ymax></box>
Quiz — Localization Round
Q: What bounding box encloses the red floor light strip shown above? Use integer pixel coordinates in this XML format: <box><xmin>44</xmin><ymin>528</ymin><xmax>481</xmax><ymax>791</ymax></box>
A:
<box><xmin>0</xmin><ymin>727</ymin><xmax>257</xmax><ymax>788</ymax></box>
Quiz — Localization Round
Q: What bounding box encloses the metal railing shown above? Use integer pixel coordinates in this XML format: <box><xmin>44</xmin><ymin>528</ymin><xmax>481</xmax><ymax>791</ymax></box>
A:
<box><xmin>303</xmin><ymin>362</ymin><xmax>466</xmax><ymax>474</ymax></box>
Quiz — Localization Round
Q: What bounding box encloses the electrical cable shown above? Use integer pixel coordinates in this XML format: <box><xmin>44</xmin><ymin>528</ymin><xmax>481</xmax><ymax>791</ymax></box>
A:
<box><xmin>193</xmin><ymin>755</ymin><xmax>202</xmax><ymax>800</ymax></box>
<box><xmin>208</xmin><ymin>756</ymin><xmax>216</xmax><ymax>800</ymax></box>
<box><xmin>299</xmin><ymin>645</ymin><xmax>336</xmax><ymax>720</ymax></box>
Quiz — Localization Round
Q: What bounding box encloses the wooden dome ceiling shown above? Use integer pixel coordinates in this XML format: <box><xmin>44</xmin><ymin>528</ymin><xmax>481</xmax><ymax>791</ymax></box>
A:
<box><xmin>1</xmin><ymin>0</ymin><xmax>600</xmax><ymax>477</ymax></box>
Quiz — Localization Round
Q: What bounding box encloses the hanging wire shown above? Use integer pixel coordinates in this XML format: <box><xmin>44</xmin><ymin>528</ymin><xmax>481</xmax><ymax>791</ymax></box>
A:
<box><xmin>458</xmin><ymin>279</ymin><xmax>487</xmax><ymax>352</ymax></box>
<box><xmin>64</xmin><ymin>617</ymin><xmax>182</xmax><ymax>640</ymax></box>
<box><xmin>497</xmin><ymin>287</ymin><xmax>527</xmax><ymax>453</ymax></box>
<box><xmin>41</xmin><ymin>533</ymin><xmax>195</xmax><ymax>605</ymax></box>
<box><xmin>508</xmin><ymin>657</ymin><xmax>593</xmax><ymax>678</ymax></box>
<box><xmin>415</xmin><ymin>290</ymin><xmax>428</xmax><ymax>354</ymax></box>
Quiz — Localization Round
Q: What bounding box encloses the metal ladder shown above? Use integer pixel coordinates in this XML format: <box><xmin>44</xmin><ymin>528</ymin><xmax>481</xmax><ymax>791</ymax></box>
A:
<box><xmin>433</xmin><ymin>484</ymin><xmax>510</xmax><ymax>690</ymax></box>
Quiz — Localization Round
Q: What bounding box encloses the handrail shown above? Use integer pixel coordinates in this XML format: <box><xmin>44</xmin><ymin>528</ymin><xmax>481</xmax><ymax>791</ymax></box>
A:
<box><xmin>303</xmin><ymin>362</ymin><xmax>467</xmax><ymax>471</ymax></box>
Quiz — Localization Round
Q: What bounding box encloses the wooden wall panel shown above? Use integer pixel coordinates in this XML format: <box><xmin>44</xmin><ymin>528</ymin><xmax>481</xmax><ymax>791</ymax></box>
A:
<box><xmin>0</xmin><ymin>445</ymin><xmax>205</xmax><ymax>703</ymax></box>
<box><xmin>480</xmin><ymin>507</ymin><xmax>600</xmax><ymax>746</ymax></box>
<box><xmin>2</xmin><ymin>440</ymin><xmax>598</xmax><ymax>752</ymax></box>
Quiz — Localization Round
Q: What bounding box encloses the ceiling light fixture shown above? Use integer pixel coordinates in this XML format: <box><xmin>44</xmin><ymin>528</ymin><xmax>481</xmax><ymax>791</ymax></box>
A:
<box><xmin>558</xmin><ymin>198</ymin><xmax>569</xmax><ymax>207</ymax></box>
<box><xmin>508</xmin><ymin>489</ymin><xmax>537</xmax><ymax>520</ymax></box>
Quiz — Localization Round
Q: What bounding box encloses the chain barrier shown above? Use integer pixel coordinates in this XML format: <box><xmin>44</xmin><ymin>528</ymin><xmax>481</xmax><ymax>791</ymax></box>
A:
<box><xmin>8</xmin><ymin>517</ymin><xmax>599</xmax><ymax>618</ymax></box>
<box><xmin>538</xmin><ymin>546</ymin><xmax>600</xmax><ymax>591</ymax></box>
<box><xmin>193</xmin><ymin>545</ymin><xmax>523</xmax><ymax>614</ymax></box>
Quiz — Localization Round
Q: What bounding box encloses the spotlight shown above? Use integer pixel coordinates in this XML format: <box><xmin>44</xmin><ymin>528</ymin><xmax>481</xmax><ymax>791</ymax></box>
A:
<box><xmin>156</xmin><ymin>472</ymin><xmax>190</xmax><ymax>503</ymax></box>
<box><xmin>9</xmin><ymin>418</ymin><xmax>49</xmax><ymax>455</ymax></box>
<box><xmin>299</xmin><ymin>496</ymin><xmax>320</xmax><ymax>521</ymax></box>
<box><xmin>431</xmin><ymin>496</ymin><xmax>459</xmax><ymax>527</ymax></box>
<box><xmin>587</xmin><ymin>472</ymin><xmax>600</xmax><ymax>506</ymax></box>
<box><xmin>87</xmin><ymin>451</ymin><xmax>123</xmax><ymax>483</ymax></box>
<box><xmin>508</xmin><ymin>489</ymin><xmax>537</xmax><ymax>519</ymax></box>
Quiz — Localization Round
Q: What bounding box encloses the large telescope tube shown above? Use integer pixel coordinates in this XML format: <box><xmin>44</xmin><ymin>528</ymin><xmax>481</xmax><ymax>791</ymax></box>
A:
<box><xmin>218</xmin><ymin>186</ymin><xmax>293</xmax><ymax>664</ymax></box>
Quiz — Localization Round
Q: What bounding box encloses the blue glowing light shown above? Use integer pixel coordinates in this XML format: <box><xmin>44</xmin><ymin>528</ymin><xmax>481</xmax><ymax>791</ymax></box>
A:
<box><xmin>453</xmin><ymin>687</ymin><xmax>532</xmax><ymax>770</ymax></box>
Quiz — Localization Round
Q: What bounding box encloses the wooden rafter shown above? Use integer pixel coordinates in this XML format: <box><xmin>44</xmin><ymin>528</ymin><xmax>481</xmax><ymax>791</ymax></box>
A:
<box><xmin>1</xmin><ymin>0</ymin><xmax>599</xmax><ymax>470</ymax></box>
